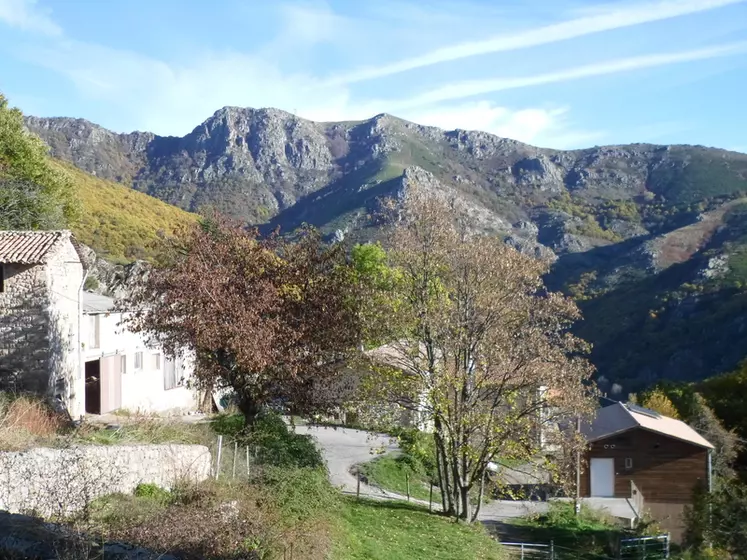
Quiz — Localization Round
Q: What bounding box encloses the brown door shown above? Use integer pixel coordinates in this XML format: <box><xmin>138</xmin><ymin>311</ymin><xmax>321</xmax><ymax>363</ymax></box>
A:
<box><xmin>100</xmin><ymin>355</ymin><xmax>123</xmax><ymax>413</ymax></box>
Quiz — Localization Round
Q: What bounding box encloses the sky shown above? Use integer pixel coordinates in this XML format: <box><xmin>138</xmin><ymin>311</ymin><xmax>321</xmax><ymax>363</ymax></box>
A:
<box><xmin>0</xmin><ymin>0</ymin><xmax>746</xmax><ymax>150</ymax></box>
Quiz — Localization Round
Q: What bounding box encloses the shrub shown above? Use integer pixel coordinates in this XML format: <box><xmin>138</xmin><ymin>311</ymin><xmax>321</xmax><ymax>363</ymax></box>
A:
<box><xmin>133</xmin><ymin>483</ymin><xmax>171</xmax><ymax>503</ymax></box>
<box><xmin>213</xmin><ymin>411</ymin><xmax>325</xmax><ymax>469</ymax></box>
<box><xmin>0</xmin><ymin>392</ymin><xmax>68</xmax><ymax>450</ymax></box>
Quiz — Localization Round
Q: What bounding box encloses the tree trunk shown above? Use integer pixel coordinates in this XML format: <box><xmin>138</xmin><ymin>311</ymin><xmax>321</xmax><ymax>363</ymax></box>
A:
<box><xmin>471</xmin><ymin>470</ymin><xmax>486</xmax><ymax>523</ymax></box>
<box><xmin>237</xmin><ymin>395</ymin><xmax>261</xmax><ymax>428</ymax></box>
<box><xmin>459</xmin><ymin>484</ymin><xmax>471</xmax><ymax>522</ymax></box>
<box><xmin>433</xmin><ymin>417</ymin><xmax>455</xmax><ymax>516</ymax></box>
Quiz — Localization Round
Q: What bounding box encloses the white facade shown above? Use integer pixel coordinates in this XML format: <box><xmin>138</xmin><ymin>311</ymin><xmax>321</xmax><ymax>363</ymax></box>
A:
<box><xmin>0</xmin><ymin>230</ymin><xmax>200</xmax><ymax>418</ymax></box>
<box><xmin>81</xmin><ymin>292</ymin><xmax>199</xmax><ymax>415</ymax></box>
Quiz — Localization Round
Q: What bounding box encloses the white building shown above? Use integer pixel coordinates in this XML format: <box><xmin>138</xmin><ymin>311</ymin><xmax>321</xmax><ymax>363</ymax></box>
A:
<box><xmin>0</xmin><ymin>230</ymin><xmax>199</xmax><ymax>418</ymax></box>
<box><xmin>81</xmin><ymin>292</ymin><xmax>199</xmax><ymax>415</ymax></box>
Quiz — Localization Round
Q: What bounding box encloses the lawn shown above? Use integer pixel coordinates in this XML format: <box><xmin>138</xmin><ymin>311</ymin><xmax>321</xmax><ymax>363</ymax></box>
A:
<box><xmin>332</xmin><ymin>497</ymin><xmax>503</xmax><ymax>560</ymax></box>
<box><xmin>358</xmin><ymin>453</ymin><xmax>438</xmax><ymax>502</ymax></box>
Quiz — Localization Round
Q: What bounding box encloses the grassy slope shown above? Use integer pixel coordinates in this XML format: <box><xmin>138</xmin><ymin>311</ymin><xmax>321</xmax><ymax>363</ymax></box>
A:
<box><xmin>332</xmin><ymin>498</ymin><xmax>502</xmax><ymax>560</ymax></box>
<box><xmin>359</xmin><ymin>454</ymin><xmax>437</xmax><ymax>502</ymax></box>
<box><xmin>53</xmin><ymin>160</ymin><xmax>197</xmax><ymax>263</ymax></box>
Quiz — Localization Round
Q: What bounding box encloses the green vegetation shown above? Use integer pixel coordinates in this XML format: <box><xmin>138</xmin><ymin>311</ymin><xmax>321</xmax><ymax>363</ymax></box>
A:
<box><xmin>359</xmin><ymin>454</ymin><xmax>437</xmax><ymax>501</ymax></box>
<box><xmin>332</xmin><ymin>498</ymin><xmax>502</xmax><ymax>560</ymax></box>
<box><xmin>58</xmin><ymin>160</ymin><xmax>197</xmax><ymax>263</ymax></box>
<box><xmin>211</xmin><ymin>412</ymin><xmax>325</xmax><ymax>469</ymax></box>
<box><xmin>0</xmin><ymin>94</ymin><xmax>78</xmax><ymax>229</ymax></box>
<box><xmin>508</xmin><ymin>502</ymin><xmax>644</xmax><ymax>558</ymax></box>
<box><xmin>547</xmin><ymin>193</ymin><xmax>624</xmax><ymax>242</ymax></box>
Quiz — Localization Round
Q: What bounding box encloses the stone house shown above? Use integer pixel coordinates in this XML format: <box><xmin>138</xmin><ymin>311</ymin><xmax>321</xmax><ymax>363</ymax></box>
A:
<box><xmin>0</xmin><ymin>230</ymin><xmax>199</xmax><ymax>418</ymax></box>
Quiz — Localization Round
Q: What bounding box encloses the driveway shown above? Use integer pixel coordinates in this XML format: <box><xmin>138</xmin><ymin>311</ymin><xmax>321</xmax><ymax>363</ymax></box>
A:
<box><xmin>294</xmin><ymin>424</ymin><xmax>549</xmax><ymax>521</ymax></box>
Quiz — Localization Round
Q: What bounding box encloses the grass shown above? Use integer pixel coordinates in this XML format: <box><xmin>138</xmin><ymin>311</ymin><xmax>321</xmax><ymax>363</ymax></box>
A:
<box><xmin>74</xmin><ymin>418</ymin><xmax>213</xmax><ymax>447</ymax></box>
<box><xmin>0</xmin><ymin>393</ymin><xmax>66</xmax><ymax>450</ymax></box>
<box><xmin>331</xmin><ymin>497</ymin><xmax>503</xmax><ymax>560</ymax></box>
<box><xmin>359</xmin><ymin>453</ymin><xmax>438</xmax><ymax>502</ymax></box>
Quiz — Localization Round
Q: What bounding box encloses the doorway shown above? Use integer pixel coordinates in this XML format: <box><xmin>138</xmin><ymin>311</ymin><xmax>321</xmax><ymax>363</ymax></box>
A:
<box><xmin>590</xmin><ymin>458</ymin><xmax>615</xmax><ymax>497</ymax></box>
<box><xmin>84</xmin><ymin>360</ymin><xmax>101</xmax><ymax>414</ymax></box>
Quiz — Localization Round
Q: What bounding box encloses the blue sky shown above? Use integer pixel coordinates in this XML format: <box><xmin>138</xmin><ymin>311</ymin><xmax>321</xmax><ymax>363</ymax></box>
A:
<box><xmin>0</xmin><ymin>0</ymin><xmax>746</xmax><ymax>150</ymax></box>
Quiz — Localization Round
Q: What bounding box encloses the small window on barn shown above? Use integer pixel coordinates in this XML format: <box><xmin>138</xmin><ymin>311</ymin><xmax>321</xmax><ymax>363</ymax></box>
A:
<box><xmin>625</xmin><ymin>457</ymin><xmax>633</xmax><ymax>470</ymax></box>
<box><xmin>120</xmin><ymin>354</ymin><xmax>127</xmax><ymax>374</ymax></box>
<box><xmin>134</xmin><ymin>351</ymin><xmax>143</xmax><ymax>371</ymax></box>
<box><xmin>153</xmin><ymin>352</ymin><xmax>161</xmax><ymax>370</ymax></box>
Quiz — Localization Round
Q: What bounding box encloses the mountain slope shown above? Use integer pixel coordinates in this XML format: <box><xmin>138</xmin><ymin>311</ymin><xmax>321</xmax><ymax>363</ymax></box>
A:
<box><xmin>54</xmin><ymin>160</ymin><xmax>197</xmax><ymax>263</ymax></box>
<box><xmin>26</xmin><ymin>109</ymin><xmax>747</xmax><ymax>392</ymax></box>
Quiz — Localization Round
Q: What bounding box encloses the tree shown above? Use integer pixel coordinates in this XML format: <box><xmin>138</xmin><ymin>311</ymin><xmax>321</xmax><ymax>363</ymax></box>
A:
<box><xmin>122</xmin><ymin>216</ymin><xmax>364</xmax><ymax>425</ymax></box>
<box><xmin>641</xmin><ymin>390</ymin><xmax>680</xmax><ymax>419</ymax></box>
<box><xmin>0</xmin><ymin>94</ymin><xmax>78</xmax><ymax>228</ymax></box>
<box><xmin>365</xmin><ymin>190</ymin><xmax>596</xmax><ymax>522</ymax></box>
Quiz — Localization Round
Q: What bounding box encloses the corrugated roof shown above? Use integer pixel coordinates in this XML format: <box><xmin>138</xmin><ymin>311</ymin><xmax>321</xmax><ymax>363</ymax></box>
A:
<box><xmin>582</xmin><ymin>402</ymin><xmax>713</xmax><ymax>449</ymax></box>
<box><xmin>82</xmin><ymin>292</ymin><xmax>116</xmax><ymax>314</ymax></box>
<box><xmin>0</xmin><ymin>230</ymin><xmax>72</xmax><ymax>264</ymax></box>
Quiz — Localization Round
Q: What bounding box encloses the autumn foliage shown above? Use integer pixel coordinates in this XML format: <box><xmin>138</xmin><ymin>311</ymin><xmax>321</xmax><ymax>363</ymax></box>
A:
<box><xmin>123</xmin><ymin>216</ymin><xmax>363</xmax><ymax>423</ymax></box>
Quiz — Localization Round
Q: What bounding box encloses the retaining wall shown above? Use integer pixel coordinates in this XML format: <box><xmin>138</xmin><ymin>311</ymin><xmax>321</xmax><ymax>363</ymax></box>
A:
<box><xmin>0</xmin><ymin>444</ymin><xmax>212</xmax><ymax>516</ymax></box>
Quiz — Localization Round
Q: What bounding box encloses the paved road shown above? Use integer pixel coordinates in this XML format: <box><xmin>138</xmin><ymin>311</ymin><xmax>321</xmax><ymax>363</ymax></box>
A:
<box><xmin>294</xmin><ymin>424</ymin><xmax>549</xmax><ymax>521</ymax></box>
<box><xmin>293</xmin><ymin>425</ymin><xmax>408</xmax><ymax>500</ymax></box>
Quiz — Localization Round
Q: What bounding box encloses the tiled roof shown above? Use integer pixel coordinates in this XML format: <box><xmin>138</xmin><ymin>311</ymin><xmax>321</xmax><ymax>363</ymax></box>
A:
<box><xmin>0</xmin><ymin>230</ymin><xmax>73</xmax><ymax>264</ymax></box>
<box><xmin>82</xmin><ymin>292</ymin><xmax>116</xmax><ymax>314</ymax></box>
<box><xmin>582</xmin><ymin>402</ymin><xmax>713</xmax><ymax>449</ymax></box>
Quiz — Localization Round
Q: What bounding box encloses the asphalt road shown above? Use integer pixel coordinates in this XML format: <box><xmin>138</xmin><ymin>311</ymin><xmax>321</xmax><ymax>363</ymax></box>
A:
<box><xmin>293</xmin><ymin>424</ymin><xmax>549</xmax><ymax>521</ymax></box>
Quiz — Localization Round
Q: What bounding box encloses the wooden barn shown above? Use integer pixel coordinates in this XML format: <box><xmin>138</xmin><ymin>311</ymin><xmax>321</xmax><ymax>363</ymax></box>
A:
<box><xmin>580</xmin><ymin>402</ymin><xmax>713</xmax><ymax>542</ymax></box>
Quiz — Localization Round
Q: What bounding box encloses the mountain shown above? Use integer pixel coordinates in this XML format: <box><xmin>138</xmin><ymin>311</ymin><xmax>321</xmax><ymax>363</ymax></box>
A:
<box><xmin>56</xmin><ymin>160</ymin><xmax>197</xmax><ymax>264</ymax></box>
<box><xmin>25</xmin><ymin>108</ymin><xmax>747</xmax><ymax>393</ymax></box>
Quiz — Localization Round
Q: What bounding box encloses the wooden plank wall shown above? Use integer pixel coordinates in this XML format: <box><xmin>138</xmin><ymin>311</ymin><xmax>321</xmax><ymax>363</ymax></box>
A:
<box><xmin>580</xmin><ymin>428</ymin><xmax>708</xmax><ymax>504</ymax></box>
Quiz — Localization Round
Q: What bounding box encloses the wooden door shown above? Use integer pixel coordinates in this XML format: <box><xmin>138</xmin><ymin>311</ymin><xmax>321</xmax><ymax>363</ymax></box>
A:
<box><xmin>100</xmin><ymin>355</ymin><xmax>123</xmax><ymax>413</ymax></box>
<box><xmin>590</xmin><ymin>458</ymin><xmax>615</xmax><ymax>497</ymax></box>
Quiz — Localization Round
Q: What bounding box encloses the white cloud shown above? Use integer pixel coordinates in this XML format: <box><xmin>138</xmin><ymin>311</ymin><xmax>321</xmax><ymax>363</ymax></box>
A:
<box><xmin>324</xmin><ymin>0</ymin><xmax>746</xmax><ymax>85</ymax></box>
<box><xmin>400</xmin><ymin>101</ymin><xmax>605</xmax><ymax>148</ymax></box>
<box><xmin>384</xmin><ymin>42</ymin><xmax>747</xmax><ymax>109</ymax></box>
<box><xmin>0</xmin><ymin>0</ymin><xmax>61</xmax><ymax>36</ymax></box>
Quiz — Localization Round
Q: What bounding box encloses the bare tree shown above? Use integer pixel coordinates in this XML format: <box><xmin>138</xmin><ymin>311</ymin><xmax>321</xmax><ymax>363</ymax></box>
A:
<box><xmin>367</xmin><ymin>190</ymin><xmax>596</xmax><ymax>522</ymax></box>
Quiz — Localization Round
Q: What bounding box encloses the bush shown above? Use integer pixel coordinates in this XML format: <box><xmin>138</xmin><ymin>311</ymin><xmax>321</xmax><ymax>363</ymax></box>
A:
<box><xmin>133</xmin><ymin>483</ymin><xmax>171</xmax><ymax>503</ymax></box>
<box><xmin>0</xmin><ymin>392</ymin><xmax>68</xmax><ymax>450</ymax></box>
<box><xmin>395</xmin><ymin>428</ymin><xmax>437</xmax><ymax>480</ymax></box>
<box><xmin>212</xmin><ymin>411</ymin><xmax>325</xmax><ymax>469</ymax></box>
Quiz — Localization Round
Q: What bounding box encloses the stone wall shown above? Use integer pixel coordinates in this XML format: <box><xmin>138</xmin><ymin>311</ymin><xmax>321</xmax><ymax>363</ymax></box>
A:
<box><xmin>0</xmin><ymin>444</ymin><xmax>212</xmax><ymax>517</ymax></box>
<box><xmin>0</xmin><ymin>263</ymin><xmax>50</xmax><ymax>393</ymax></box>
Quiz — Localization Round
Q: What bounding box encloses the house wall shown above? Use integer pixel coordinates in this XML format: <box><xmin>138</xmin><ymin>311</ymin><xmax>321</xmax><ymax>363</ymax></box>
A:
<box><xmin>81</xmin><ymin>309</ymin><xmax>199</xmax><ymax>414</ymax></box>
<box><xmin>580</xmin><ymin>428</ymin><xmax>708</xmax><ymax>504</ymax></box>
<box><xmin>45</xmin><ymin>242</ymin><xmax>85</xmax><ymax>418</ymax></box>
<box><xmin>0</xmin><ymin>263</ymin><xmax>50</xmax><ymax>392</ymax></box>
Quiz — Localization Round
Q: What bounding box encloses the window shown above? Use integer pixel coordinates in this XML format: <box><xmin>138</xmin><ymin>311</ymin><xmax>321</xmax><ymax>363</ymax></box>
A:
<box><xmin>88</xmin><ymin>314</ymin><xmax>100</xmax><ymax>349</ymax></box>
<box><xmin>0</xmin><ymin>264</ymin><xmax>4</xmax><ymax>292</ymax></box>
<box><xmin>120</xmin><ymin>354</ymin><xmax>127</xmax><ymax>374</ymax></box>
<box><xmin>153</xmin><ymin>352</ymin><xmax>161</xmax><ymax>370</ymax></box>
<box><xmin>134</xmin><ymin>351</ymin><xmax>143</xmax><ymax>371</ymax></box>
<box><xmin>625</xmin><ymin>457</ymin><xmax>633</xmax><ymax>470</ymax></box>
<box><xmin>164</xmin><ymin>357</ymin><xmax>179</xmax><ymax>390</ymax></box>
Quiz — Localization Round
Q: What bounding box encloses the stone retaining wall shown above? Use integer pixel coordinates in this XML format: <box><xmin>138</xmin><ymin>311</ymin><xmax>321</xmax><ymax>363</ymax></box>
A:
<box><xmin>0</xmin><ymin>444</ymin><xmax>212</xmax><ymax>517</ymax></box>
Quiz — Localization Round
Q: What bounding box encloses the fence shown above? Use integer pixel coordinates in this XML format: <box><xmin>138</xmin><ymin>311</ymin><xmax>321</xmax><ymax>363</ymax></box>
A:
<box><xmin>209</xmin><ymin>434</ymin><xmax>260</xmax><ymax>480</ymax></box>
<box><xmin>502</xmin><ymin>541</ymin><xmax>554</xmax><ymax>559</ymax></box>
<box><xmin>618</xmin><ymin>535</ymin><xmax>669</xmax><ymax>560</ymax></box>
<box><xmin>500</xmin><ymin>534</ymin><xmax>669</xmax><ymax>560</ymax></box>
